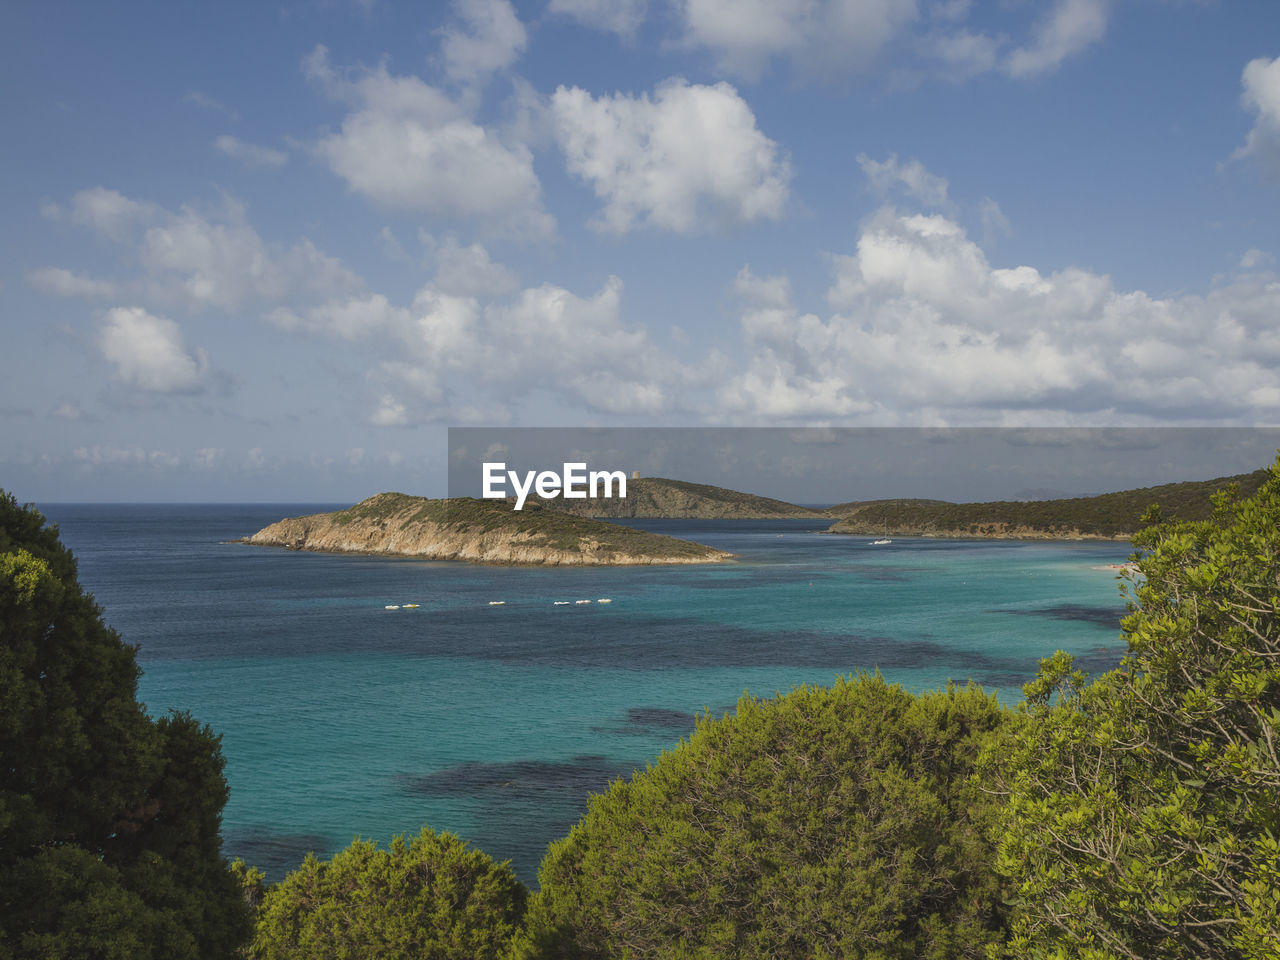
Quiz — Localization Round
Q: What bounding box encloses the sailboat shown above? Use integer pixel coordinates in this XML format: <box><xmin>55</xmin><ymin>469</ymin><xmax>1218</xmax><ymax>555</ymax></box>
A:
<box><xmin>871</xmin><ymin>521</ymin><xmax>892</xmax><ymax>545</ymax></box>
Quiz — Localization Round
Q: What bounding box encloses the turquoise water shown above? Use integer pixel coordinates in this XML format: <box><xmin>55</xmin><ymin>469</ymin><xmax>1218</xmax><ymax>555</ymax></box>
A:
<box><xmin>41</xmin><ymin>504</ymin><xmax>1133</xmax><ymax>884</ymax></box>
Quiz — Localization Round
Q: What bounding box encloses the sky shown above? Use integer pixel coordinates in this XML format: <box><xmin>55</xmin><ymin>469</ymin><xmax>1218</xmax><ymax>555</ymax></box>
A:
<box><xmin>3</xmin><ymin>0</ymin><xmax>1280</xmax><ymax>502</ymax></box>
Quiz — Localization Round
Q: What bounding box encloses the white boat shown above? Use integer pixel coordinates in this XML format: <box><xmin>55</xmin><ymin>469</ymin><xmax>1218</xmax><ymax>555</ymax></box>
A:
<box><xmin>575</xmin><ymin>599</ymin><xmax>592</xmax><ymax>605</ymax></box>
<box><xmin>553</xmin><ymin>601</ymin><xmax>571</xmax><ymax>605</ymax></box>
<box><xmin>384</xmin><ymin>604</ymin><xmax>400</xmax><ymax>610</ymax></box>
<box><xmin>872</xmin><ymin>538</ymin><xmax>892</xmax><ymax>545</ymax></box>
<box><xmin>597</xmin><ymin>598</ymin><xmax>612</xmax><ymax>604</ymax></box>
<box><xmin>402</xmin><ymin>603</ymin><xmax>420</xmax><ymax>609</ymax></box>
<box><xmin>488</xmin><ymin>600</ymin><xmax>506</xmax><ymax>606</ymax></box>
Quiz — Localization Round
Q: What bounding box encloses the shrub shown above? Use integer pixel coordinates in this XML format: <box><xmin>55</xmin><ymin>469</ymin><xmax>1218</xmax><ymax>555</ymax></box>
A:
<box><xmin>252</xmin><ymin>827</ymin><xmax>527</xmax><ymax>960</ymax></box>
<box><xmin>519</xmin><ymin>675</ymin><xmax>1009</xmax><ymax>959</ymax></box>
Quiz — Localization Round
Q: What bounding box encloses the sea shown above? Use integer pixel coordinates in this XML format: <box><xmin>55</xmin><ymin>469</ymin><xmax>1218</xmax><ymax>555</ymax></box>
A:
<box><xmin>38</xmin><ymin>503</ymin><xmax>1135</xmax><ymax>886</ymax></box>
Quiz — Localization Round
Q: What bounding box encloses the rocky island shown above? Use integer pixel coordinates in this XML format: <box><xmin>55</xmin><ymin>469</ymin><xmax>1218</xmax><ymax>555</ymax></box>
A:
<box><xmin>241</xmin><ymin>492</ymin><xmax>732</xmax><ymax>565</ymax></box>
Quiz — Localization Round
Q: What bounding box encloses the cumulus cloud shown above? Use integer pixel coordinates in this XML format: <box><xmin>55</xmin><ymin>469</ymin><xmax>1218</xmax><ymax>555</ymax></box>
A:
<box><xmin>27</xmin><ymin>267</ymin><xmax>116</xmax><ymax>298</ymax></box>
<box><xmin>274</xmin><ymin>264</ymin><xmax>687</xmax><ymax>422</ymax></box>
<box><xmin>925</xmin><ymin>28</ymin><xmax>1001</xmax><ymax>80</ymax></box>
<box><xmin>548</xmin><ymin>0</ymin><xmax>648</xmax><ymax>37</ymax></box>
<box><xmin>305</xmin><ymin>46</ymin><xmax>551</xmax><ymax>236</ymax></box>
<box><xmin>676</xmin><ymin>0</ymin><xmax>919</xmax><ymax>80</ymax></box>
<box><xmin>45</xmin><ymin>188</ymin><xmax>359</xmax><ymax>312</ymax></box>
<box><xmin>137</xmin><ymin>196</ymin><xmax>361</xmax><ymax>310</ymax></box>
<box><xmin>427</xmin><ymin>236</ymin><xmax>520</xmax><ymax>296</ymax></box>
<box><xmin>214</xmin><ymin>134</ymin><xmax>287</xmax><ymax>168</ymax></box>
<box><xmin>1240</xmin><ymin>248</ymin><xmax>1274</xmax><ymax>270</ymax></box>
<box><xmin>551</xmin><ymin>78</ymin><xmax>791</xmax><ymax>234</ymax></box>
<box><xmin>438</xmin><ymin>0</ymin><xmax>526</xmax><ymax>86</ymax></box>
<box><xmin>99</xmin><ymin>307</ymin><xmax>207</xmax><ymax>394</ymax></box>
<box><xmin>1004</xmin><ymin>0</ymin><xmax>1107</xmax><ymax>78</ymax></box>
<box><xmin>1232</xmin><ymin>55</ymin><xmax>1280</xmax><ymax>179</ymax></box>
<box><xmin>717</xmin><ymin>207</ymin><xmax>1280</xmax><ymax>422</ymax></box>
<box><xmin>45</xmin><ymin>187</ymin><xmax>159</xmax><ymax>239</ymax></box>
<box><xmin>857</xmin><ymin>153</ymin><xmax>949</xmax><ymax>207</ymax></box>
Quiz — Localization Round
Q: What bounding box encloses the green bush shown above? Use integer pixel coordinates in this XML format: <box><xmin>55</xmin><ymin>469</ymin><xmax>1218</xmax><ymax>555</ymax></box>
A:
<box><xmin>0</xmin><ymin>492</ymin><xmax>250</xmax><ymax>959</ymax></box>
<box><xmin>989</xmin><ymin>461</ymin><xmax>1280</xmax><ymax>958</ymax></box>
<box><xmin>518</xmin><ymin>675</ymin><xmax>1010</xmax><ymax>959</ymax></box>
<box><xmin>252</xmin><ymin>827</ymin><xmax>527</xmax><ymax>960</ymax></box>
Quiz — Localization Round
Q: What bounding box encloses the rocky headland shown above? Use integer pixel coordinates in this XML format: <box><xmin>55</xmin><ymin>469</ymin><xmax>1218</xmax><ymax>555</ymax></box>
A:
<box><xmin>241</xmin><ymin>492</ymin><xmax>732</xmax><ymax>565</ymax></box>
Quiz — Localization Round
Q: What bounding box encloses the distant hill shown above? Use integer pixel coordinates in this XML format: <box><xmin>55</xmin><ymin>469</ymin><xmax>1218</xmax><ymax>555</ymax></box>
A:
<box><xmin>828</xmin><ymin>469</ymin><xmax>1270</xmax><ymax>540</ymax></box>
<box><xmin>545</xmin><ymin>477</ymin><xmax>828</xmax><ymax>520</ymax></box>
<box><xmin>242</xmin><ymin>493</ymin><xmax>732</xmax><ymax>565</ymax></box>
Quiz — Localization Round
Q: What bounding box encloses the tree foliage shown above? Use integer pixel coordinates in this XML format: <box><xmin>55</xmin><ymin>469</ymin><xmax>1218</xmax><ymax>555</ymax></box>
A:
<box><xmin>989</xmin><ymin>462</ymin><xmax>1280</xmax><ymax>959</ymax></box>
<box><xmin>0</xmin><ymin>491</ymin><xmax>250</xmax><ymax>959</ymax></box>
<box><xmin>250</xmin><ymin>826</ymin><xmax>527</xmax><ymax>960</ymax></box>
<box><xmin>518</xmin><ymin>675</ymin><xmax>1010</xmax><ymax>960</ymax></box>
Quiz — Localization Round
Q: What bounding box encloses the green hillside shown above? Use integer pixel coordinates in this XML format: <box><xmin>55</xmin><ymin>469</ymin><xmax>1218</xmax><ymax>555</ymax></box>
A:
<box><xmin>829</xmin><ymin>469</ymin><xmax>1270</xmax><ymax>539</ymax></box>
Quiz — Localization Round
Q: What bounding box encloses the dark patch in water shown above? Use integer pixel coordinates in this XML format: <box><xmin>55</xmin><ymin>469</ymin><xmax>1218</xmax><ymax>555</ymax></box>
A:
<box><xmin>400</xmin><ymin>755</ymin><xmax>632</xmax><ymax>799</ymax></box>
<box><xmin>627</xmin><ymin>706</ymin><xmax>698</xmax><ymax>729</ymax></box>
<box><xmin>399</xmin><ymin>756</ymin><xmax>639</xmax><ymax>885</ymax></box>
<box><xmin>222</xmin><ymin>827</ymin><xmax>333</xmax><ymax>882</ymax></box>
<box><xmin>999</xmin><ymin>605</ymin><xmax>1123</xmax><ymax>629</ymax></box>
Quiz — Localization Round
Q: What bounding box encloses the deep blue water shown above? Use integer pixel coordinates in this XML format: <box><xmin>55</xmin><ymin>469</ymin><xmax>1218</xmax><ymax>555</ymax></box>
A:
<box><xmin>38</xmin><ymin>503</ymin><xmax>1134</xmax><ymax>885</ymax></box>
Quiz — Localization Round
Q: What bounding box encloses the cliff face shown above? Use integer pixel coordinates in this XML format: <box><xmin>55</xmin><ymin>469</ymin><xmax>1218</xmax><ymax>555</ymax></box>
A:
<box><xmin>242</xmin><ymin>493</ymin><xmax>732</xmax><ymax>565</ymax></box>
<box><xmin>546</xmin><ymin>478</ymin><xmax>828</xmax><ymax>519</ymax></box>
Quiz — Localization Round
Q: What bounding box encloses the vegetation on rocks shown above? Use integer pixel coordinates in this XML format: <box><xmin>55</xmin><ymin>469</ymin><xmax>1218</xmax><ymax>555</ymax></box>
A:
<box><xmin>829</xmin><ymin>469</ymin><xmax>1270</xmax><ymax>540</ymax></box>
<box><xmin>246</xmin><ymin>493</ymin><xmax>731</xmax><ymax>564</ymax></box>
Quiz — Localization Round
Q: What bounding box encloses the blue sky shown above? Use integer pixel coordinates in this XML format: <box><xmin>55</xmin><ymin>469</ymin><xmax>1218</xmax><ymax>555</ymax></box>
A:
<box><xmin>3</xmin><ymin>0</ymin><xmax>1279</xmax><ymax>501</ymax></box>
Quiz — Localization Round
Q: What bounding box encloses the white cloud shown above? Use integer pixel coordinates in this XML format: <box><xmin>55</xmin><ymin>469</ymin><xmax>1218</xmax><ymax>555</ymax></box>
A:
<box><xmin>268</xmin><ymin>293</ymin><xmax>407</xmax><ymax>340</ymax></box>
<box><xmin>305</xmin><ymin>46</ymin><xmax>552</xmax><ymax>236</ymax></box>
<box><xmin>718</xmin><ymin>207</ymin><xmax>1280</xmax><ymax>422</ymax></box>
<box><xmin>857</xmin><ymin>152</ymin><xmax>949</xmax><ymax>207</ymax></box>
<box><xmin>138</xmin><ymin>197</ymin><xmax>361</xmax><ymax>310</ymax></box>
<box><xmin>1004</xmin><ymin>0</ymin><xmax>1108</xmax><ymax>78</ymax></box>
<box><xmin>183</xmin><ymin>90</ymin><xmax>239</xmax><ymax>121</ymax></box>
<box><xmin>1240</xmin><ymin>248</ymin><xmax>1274</xmax><ymax>270</ymax></box>
<box><xmin>551</xmin><ymin>78</ymin><xmax>791</xmax><ymax>234</ymax></box>
<box><xmin>978</xmin><ymin>196</ymin><xmax>1012</xmax><ymax>242</ymax></box>
<box><xmin>676</xmin><ymin>0</ymin><xmax>919</xmax><ymax>80</ymax></box>
<box><xmin>428</xmin><ymin>237</ymin><xmax>520</xmax><ymax>296</ymax></box>
<box><xmin>548</xmin><ymin>0</ymin><xmax>648</xmax><ymax>37</ymax></box>
<box><xmin>50</xmin><ymin>401</ymin><xmax>86</xmax><ymax>421</ymax></box>
<box><xmin>925</xmin><ymin>29</ymin><xmax>1000</xmax><ymax>79</ymax></box>
<box><xmin>48</xmin><ymin>187</ymin><xmax>159</xmax><ymax>239</ymax></box>
<box><xmin>194</xmin><ymin>447</ymin><xmax>224</xmax><ymax>469</ymax></box>
<box><xmin>1232</xmin><ymin>56</ymin><xmax>1280</xmax><ymax>178</ymax></box>
<box><xmin>276</xmin><ymin>270</ymin><xmax>686</xmax><ymax>422</ymax></box>
<box><xmin>439</xmin><ymin>0</ymin><xmax>526</xmax><ymax>86</ymax></box>
<box><xmin>214</xmin><ymin>135</ymin><xmax>288</xmax><ymax>168</ymax></box>
<box><xmin>27</xmin><ymin>267</ymin><xmax>116</xmax><ymax>298</ymax></box>
<box><xmin>49</xmin><ymin>188</ymin><xmax>361</xmax><ymax>312</ymax></box>
<box><xmin>99</xmin><ymin>307</ymin><xmax>207</xmax><ymax>394</ymax></box>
